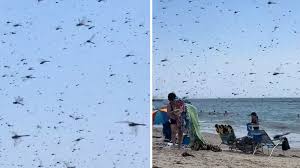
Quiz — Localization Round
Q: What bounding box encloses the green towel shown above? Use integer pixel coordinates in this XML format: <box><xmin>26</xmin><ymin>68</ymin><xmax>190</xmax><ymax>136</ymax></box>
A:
<box><xmin>186</xmin><ymin>104</ymin><xmax>207</xmax><ymax>144</ymax></box>
<box><xmin>185</xmin><ymin>104</ymin><xmax>222</xmax><ymax>152</ymax></box>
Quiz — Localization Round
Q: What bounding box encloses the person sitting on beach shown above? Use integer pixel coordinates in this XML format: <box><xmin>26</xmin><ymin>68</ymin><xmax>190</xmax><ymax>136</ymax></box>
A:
<box><xmin>246</xmin><ymin>112</ymin><xmax>259</xmax><ymax>137</ymax></box>
<box><xmin>167</xmin><ymin>92</ymin><xmax>184</xmax><ymax>148</ymax></box>
<box><xmin>250</xmin><ymin>112</ymin><xmax>259</xmax><ymax>130</ymax></box>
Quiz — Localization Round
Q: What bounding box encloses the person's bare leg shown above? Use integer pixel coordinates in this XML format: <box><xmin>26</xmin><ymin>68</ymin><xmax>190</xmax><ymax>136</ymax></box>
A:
<box><xmin>171</xmin><ymin>124</ymin><xmax>177</xmax><ymax>146</ymax></box>
<box><xmin>177</xmin><ymin>129</ymin><xmax>183</xmax><ymax>149</ymax></box>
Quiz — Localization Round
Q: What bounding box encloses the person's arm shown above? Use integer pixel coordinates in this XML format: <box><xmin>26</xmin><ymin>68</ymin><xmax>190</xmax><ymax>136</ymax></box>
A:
<box><xmin>167</xmin><ymin>104</ymin><xmax>179</xmax><ymax>118</ymax></box>
<box><xmin>167</xmin><ymin>104</ymin><xmax>173</xmax><ymax>116</ymax></box>
<box><xmin>167</xmin><ymin>104</ymin><xmax>171</xmax><ymax>114</ymax></box>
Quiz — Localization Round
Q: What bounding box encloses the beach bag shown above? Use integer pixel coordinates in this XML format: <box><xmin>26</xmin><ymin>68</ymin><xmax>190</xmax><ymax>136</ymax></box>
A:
<box><xmin>282</xmin><ymin>137</ymin><xmax>290</xmax><ymax>151</ymax></box>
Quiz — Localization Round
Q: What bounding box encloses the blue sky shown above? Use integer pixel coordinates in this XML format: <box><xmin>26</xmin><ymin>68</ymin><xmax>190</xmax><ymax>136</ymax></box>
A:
<box><xmin>0</xmin><ymin>0</ymin><xmax>149</xmax><ymax>167</ymax></box>
<box><xmin>153</xmin><ymin>0</ymin><xmax>300</xmax><ymax>98</ymax></box>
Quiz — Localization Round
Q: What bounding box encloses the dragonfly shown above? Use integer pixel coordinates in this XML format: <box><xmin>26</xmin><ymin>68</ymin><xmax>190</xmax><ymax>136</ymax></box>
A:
<box><xmin>85</xmin><ymin>34</ymin><xmax>96</xmax><ymax>44</ymax></box>
<box><xmin>11</xmin><ymin>134</ymin><xmax>30</xmax><ymax>139</ymax></box>
<box><xmin>13</xmin><ymin>96</ymin><xmax>24</xmax><ymax>105</ymax></box>
<box><xmin>64</xmin><ymin>162</ymin><xmax>76</xmax><ymax>168</ymax></box>
<box><xmin>115</xmin><ymin>121</ymin><xmax>146</xmax><ymax>127</ymax></box>
<box><xmin>39</xmin><ymin>58</ymin><xmax>50</xmax><ymax>64</ymax></box>
<box><xmin>11</xmin><ymin>132</ymin><xmax>30</xmax><ymax>146</ymax></box>
<box><xmin>81</xmin><ymin>34</ymin><xmax>97</xmax><ymax>46</ymax></box>
<box><xmin>76</xmin><ymin>17</ymin><xmax>88</xmax><ymax>27</ymax></box>
<box><xmin>115</xmin><ymin>121</ymin><xmax>146</xmax><ymax>136</ymax></box>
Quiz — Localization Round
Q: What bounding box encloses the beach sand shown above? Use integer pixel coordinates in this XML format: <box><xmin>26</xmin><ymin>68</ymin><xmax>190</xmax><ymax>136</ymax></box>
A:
<box><xmin>152</xmin><ymin>127</ymin><xmax>300</xmax><ymax>168</ymax></box>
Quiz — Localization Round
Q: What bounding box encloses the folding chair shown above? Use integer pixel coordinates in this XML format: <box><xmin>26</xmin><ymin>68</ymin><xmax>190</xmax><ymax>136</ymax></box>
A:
<box><xmin>251</xmin><ymin>130</ymin><xmax>287</xmax><ymax>157</ymax></box>
<box><xmin>215</xmin><ymin>124</ymin><xmax>237</xmax><ymax>150</ymax></box>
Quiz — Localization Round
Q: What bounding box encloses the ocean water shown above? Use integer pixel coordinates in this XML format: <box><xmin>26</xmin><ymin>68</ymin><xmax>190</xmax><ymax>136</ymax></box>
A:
<box><xmin>153</xmin><ymin>98</ymin><xmax>300</xmax><ymax>148</ymax></box>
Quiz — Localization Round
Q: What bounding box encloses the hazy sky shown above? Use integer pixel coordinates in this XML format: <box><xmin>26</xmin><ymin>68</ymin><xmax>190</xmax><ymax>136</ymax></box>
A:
<box><xmin>0</xmin><ymin>0</ymin><xmax>149</xmax><ymax>167</ymax></box>
<box><xmin>153</xmin><ymin>0</ymin><xmax>300</xmax><ymax>99</ymax></box>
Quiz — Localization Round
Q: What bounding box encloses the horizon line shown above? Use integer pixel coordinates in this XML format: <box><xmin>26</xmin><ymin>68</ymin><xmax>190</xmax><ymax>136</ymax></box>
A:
<box><xmin>152</xmin><ymin>96</ymin><xmax>300</xmax><ymax>100</ymax></box>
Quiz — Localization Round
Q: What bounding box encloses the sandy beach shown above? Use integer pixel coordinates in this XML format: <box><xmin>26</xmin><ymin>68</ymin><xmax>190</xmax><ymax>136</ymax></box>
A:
<box><xmin>153</xmin><ymin>127</ymin><xmax>300</xmax><ymax>168</ymax></box>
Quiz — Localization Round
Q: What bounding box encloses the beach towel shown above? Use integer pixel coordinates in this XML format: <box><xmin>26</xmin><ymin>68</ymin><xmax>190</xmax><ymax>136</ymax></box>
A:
<box><xmin>186</xmin><ymin>104</ymin><xmax>207</xmax><ymax>144</ymax></box>
<box><xmin>177</xmin><ymin>103</ymin><xmax>221</xmax><ymax>152</ymax></box>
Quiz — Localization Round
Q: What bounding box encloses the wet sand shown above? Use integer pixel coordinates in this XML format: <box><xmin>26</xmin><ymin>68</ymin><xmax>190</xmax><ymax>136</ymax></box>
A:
<box><xmin>153</xmin><ymin>127</ymin><xmax>300</xmax><ymax>168</ymax></box>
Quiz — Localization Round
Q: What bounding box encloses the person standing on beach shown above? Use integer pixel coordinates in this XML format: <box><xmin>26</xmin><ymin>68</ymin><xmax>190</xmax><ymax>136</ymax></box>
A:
<box><xmin>162</xmin><ymin>111</ymin><xmax>171</xmax><ymax>142</ymax></box>
<box><xmin>167</xmin><ymin>92</ymin><xmax>184</xmax><ymax>148</ymax></box>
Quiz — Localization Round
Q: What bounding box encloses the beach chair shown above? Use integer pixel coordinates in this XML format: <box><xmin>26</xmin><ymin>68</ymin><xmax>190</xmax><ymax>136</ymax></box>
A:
<box><xmin>216</xmin><ymin>125</ymin><xmax>263</xmax><ymax>153</ymax></box>
<box><xmin>250</xmin><ymin>130</ymin><xmax>290</xmax><ymax>157</ymax></box>
<box><xmin>215</xmin><ymin>124</ymin><xmax>237</xmax><ymax>150</ymax></box>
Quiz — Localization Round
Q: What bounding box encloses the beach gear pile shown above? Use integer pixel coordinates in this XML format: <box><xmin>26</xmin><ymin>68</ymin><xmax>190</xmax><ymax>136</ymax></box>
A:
<box><xmin>214</xmin><ymin>122</ymin><xmax>291</xmax><ymax>156</ymax></box>
<box><xmin>185</xmin><ymin>104</ymin><xmax>222</xmax><ymax>152</ymax></box>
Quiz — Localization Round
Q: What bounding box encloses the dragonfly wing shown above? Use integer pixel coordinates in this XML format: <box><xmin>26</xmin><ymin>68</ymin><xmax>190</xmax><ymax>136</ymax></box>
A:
<box><xmin>14</xmin><ymin>138</ymin><xmax>22</xmax><ymax>146</ymax></box>
<box><xmin>89</xmin><ymin>34</ymin><xmax>96</xmax><ymax>41</ymax></box>
<box><xmin>115</xmin><ymin>121</ymin><xmax>131</xmax><ymax>124</ymax></box>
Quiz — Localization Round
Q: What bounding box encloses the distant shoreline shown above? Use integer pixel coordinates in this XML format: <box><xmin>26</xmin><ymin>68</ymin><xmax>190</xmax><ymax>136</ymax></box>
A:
<box><xmin>153</xmin><ymin>97</ymin><xmax>300</xmax><ymax>101</ymax></box>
